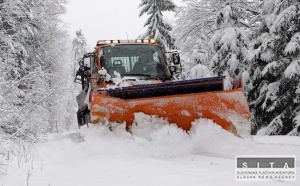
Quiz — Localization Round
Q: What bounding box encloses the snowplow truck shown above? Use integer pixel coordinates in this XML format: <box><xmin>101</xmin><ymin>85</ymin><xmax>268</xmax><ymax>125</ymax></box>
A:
<box><xmin>75</xmin><ymin>39</ymin><xmax>250</xmax><ymax>136</ymax></box>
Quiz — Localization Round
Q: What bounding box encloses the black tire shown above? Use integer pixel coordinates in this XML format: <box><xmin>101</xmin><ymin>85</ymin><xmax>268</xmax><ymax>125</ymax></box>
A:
<box><xmin>77</xmin><ymin>105</ymin><xmax>91</xmax><ymax>128</ymax></box>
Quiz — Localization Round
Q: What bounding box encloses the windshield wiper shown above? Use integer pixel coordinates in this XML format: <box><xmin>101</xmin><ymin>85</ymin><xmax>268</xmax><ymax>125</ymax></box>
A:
<box><xmin>125</xmin><ymin>73</ymin><xmax>148</xmax><ymax>76</ymax></box>
<box><xmin>125</xmin><ymin>73</ymin><xmax>168</xmax><ymax>80</ymax></box>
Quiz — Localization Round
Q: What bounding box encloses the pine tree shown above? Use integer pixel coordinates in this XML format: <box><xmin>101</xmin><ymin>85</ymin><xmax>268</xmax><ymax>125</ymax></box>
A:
<box><xmin>246</xmin><ymin>0</ymin><xmax>300</xmax><ymax>135</ymax></box>
<box><xmin>139</xmin><ymin>0</ymin><xmax>176</xmax><ymax>51</ymax></box>
<box><xmin>173</xmin><ymin>0</ymin><xmax>258</xmax><ymax>77</ymax></box>
<box><xmin>209</xmin><ymin>0</ymin><xmax>254</xmax><ymax>89</ymax></box>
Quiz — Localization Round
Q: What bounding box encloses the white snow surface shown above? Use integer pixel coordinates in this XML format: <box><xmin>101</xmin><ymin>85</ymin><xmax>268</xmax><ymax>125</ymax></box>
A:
<box><xmin>1</xmin><ymin>114</ymin><xmax>300</xmax><ymax>186</ymax></box>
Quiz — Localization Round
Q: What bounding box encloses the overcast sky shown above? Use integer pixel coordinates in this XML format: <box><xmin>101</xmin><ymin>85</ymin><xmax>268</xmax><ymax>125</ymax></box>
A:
<box><xmin>63</xmin><ymin>0</ymin><xmax>182</xmax><ymax>50</ymax></box>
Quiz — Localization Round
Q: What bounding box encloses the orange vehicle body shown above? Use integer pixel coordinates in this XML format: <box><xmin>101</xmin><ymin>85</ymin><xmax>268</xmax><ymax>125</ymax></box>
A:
<box><xmin>76</xmin><ymin>39</ymin><xmax>250</xmax><ymax>136</ymax></box>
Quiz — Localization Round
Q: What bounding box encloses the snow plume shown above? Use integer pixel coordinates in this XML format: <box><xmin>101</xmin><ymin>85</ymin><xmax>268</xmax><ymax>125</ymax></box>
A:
<box><xmin>189</xmin><ymin>118</ymin><xmax>248</xmax><ymax>154</ymax></box>
<box><xmin>130</xmin><ymin>112</ymin><xmax>179</xmax><ymax>143</ymax></box>
<box><xmin>125</xmin><ymin>113</ymin><xmax>249</xmax><ymax>156</ymax></box>
<box><xmin>36</xmin><ymin>113</ymin><xmax>250</xmax><ymax>160</ymax></box>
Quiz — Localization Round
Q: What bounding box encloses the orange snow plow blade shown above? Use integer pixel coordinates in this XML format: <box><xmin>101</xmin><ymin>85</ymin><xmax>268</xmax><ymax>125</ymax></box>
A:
<box><xmin>90</xmin><ymin>77</ymin><xmax>250</xmax><ymax>136</ymax></box>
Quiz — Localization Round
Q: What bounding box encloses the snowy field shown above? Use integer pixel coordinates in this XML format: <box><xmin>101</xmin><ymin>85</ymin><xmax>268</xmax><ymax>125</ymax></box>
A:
<box><xmin>1</xmin><ymin>113</ymin><xmax>300</xmax><ymax>186</ymax></box>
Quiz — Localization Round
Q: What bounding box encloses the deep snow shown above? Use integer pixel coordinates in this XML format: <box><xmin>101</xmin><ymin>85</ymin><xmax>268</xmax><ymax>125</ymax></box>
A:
<box><xmin>1</xmin><ymin>113</ymin><xmax>300</xmax><ymax>186</ymax></box>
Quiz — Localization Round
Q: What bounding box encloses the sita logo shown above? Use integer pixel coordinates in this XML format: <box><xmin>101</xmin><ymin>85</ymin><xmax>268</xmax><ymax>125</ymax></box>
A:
<box><xmin>235</xmin><ymin>156</ymin><xmax>296</xmax><ymax>181</ymax></box>
<box><xmin>242</xmin><ymin>160</ymin><xmax>293</xmax><ymax>169</ymax></box>
<box><xmin>240</xmin><ymin>158</ymin><xmax>293</xmax><ymax>169</ymax></box>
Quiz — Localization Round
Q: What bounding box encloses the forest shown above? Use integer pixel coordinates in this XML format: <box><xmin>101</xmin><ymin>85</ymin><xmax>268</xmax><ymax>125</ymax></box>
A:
<box><xmin>0</xmin><ymin>0</ymin><xmax>299</xmax><ymax>170</ymax></box>
<box><xmin>138</xmin><ymin>0</ymin><xmax>300</xmax><ymax>136</ymax></box>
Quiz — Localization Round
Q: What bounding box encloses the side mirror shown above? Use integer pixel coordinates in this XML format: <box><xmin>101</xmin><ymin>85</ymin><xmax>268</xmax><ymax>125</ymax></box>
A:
<box><xmin>78</xmin><ymin>58</ymin><xmax>83</xmax><ymax>66</ymax></box>
<box><xmin>83</xmin><ymin>58</ymin><xmax>90</xmax><ymax>68</ymax></box>
<box><xmin>172</xmin><ymin>53</ymin><xmax>180</xmax><ymax>65</ymax></box>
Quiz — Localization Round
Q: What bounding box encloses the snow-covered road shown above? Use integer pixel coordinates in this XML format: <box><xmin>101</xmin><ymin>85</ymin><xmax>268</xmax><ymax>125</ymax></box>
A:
<box><xmin>1</xmin><ymin>115</ymin><xmax>300</xmax><ymax>186</ymax></box>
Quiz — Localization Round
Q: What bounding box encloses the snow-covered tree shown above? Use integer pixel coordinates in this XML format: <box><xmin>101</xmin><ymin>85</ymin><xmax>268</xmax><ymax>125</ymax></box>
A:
<box><xmin>0</xmin><ymin>0</ymin><xmax>39</xmax><ymax>140</ymax></box>
<box><xmin>246</xmin><ymin>0</ymin><xmax>300</xmax><ymax>135</ymax></box>
<box><xmin>173</xmin><ymin>0</ymin><xmax>259</xmax><ymax>77</ymax></box>
<box><xmin>72</xmin><ymin>29</ymin><xmax>87</xmax><ymax>76</ymax></box>
<box><xmin>209</xmin><ymin>0</ymin><xmax>254</xmax><ymax>89</ymax></box>
<box><xmin>0</xmin><ymin>0</ymin><xmax>33</xmax><ymax>80</ymax></box>
<box><xmin>0</xmin><ymin>0</ymin><xmax>76</xmax><ymax>144</ymax></box>
<box><xmin>72</xmin><ymin>29</ymin><xmax>87</xmax><ymax>61</ymax></box>
<box><xmin>139</xmin><ymin>0</ymin><xmax>176</xmax><ymax>51</ymax></box>
<box><xmin>173</xmin><ymin>0</ymin><xmax>221</xmax><ymax>66</ymax></box>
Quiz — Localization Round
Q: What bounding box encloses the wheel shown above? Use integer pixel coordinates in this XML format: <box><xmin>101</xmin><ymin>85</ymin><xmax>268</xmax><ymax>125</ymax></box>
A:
<box><xmin>77</xmin><ymin>105</ymin><xmax>90</xmax><ymax>128</ymax></box>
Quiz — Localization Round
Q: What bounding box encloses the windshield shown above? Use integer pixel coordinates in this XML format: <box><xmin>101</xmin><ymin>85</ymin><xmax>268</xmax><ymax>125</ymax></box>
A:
<box><xmin>102</xmin><ymin>44</ymin><xmax>171</xmax><ymax>79</ymax></box>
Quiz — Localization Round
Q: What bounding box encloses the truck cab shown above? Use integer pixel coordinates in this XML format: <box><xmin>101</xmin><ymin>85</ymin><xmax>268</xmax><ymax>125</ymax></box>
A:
<box><xmin>75</xmin><ymin>39</ymin><xmax>180</xmax><ymax>127</ymax></box>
